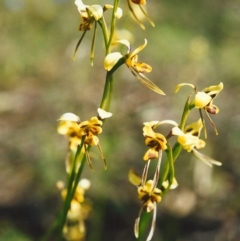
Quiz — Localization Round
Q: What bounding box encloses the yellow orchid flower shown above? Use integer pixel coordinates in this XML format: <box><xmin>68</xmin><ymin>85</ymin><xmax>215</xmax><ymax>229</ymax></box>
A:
<box><xmin>79</xmin><ymin>117</ymin><xmax>103</xmax><ymax>145</ymax></box>
<box><xmin>74</xmin><ymin>0</ymin><xmax>102</xmax><ymax>63</ymax></box>
<box><xmin>74</xmin><ymin>0</ymin><xmax>122</xmax><ymax>64</ymax></box>
<box><xmin>142</xmin><ymin>120</ymin><xmax>178</xmax><ymax>161</ymax></box>
<box><xmin>195</xmin><ymin>82</ymin><xmax>223</xmax><ymax>114</ymax></box>
<box><xmin>171</xmin><ymin>120</ymin><xmax>221</xmax><ymax>166</ymax></box>
<box><xmin>78</xmin><ymin>116</ymin><xmax>106</xmax><ymax>170</ymax></box>
<box><xmin>175</xmin><ymin>82</ymin><xmax>223</xmax><ymax>114</ymax></box>
<box><xmin>175</xmin><ymin>82</ymin><xmax>223</xmax><ymax>134</ymax></box>
<box><xmin>143</xmin><ymin>123</ymin><xmax>167</xmax><ymax>160</ymax></box>
<box><xmin>172</xmin><ymin>119</ymin><xmax>205</xmax><ymax>152</ymax></box>
<box><xmin>75</xmin><ymin>0</ymin><xmax>103</xmax><ymax>31</ymax></box>
<box><xmin>135</xmin><ymin>179</ymin><xmax>162</xmax><ymax>241</ymax></box>
<box><xmin>57</xmin><ymin>113</ymin><xmax>82</xmax><ymax>151</ymax></box>
<box><xmin>58</xmin><ymin>111</ymin><xmax>111</xmax><ymax>171</ymax></box>
<box><xmin>142</xmin><ymin>120</ymin><xmax>178</xmax><ymax>189</ymax></box>
<box><xmin>104</xmin><ymin>39</ymin><xmax>165</xmax><ymax>95</ymax></box>
<box><xmin>127</xmin><ymin>0</ymin><xmax>154</xmax><ymax>30</ymax></box>
<box><xmin>137</xmin><ymin>180</ymin><xmax>162</xmax><ymax>212</ymax></box>
<box><xmin>129</xmin><ymin>169</ymin><xmax>161</xmax><ymax>241</ymax></box>
<box><xmin>57</xmin><ymin>113</ymin><xmax>85</xmax><ymax>173</ymax></box>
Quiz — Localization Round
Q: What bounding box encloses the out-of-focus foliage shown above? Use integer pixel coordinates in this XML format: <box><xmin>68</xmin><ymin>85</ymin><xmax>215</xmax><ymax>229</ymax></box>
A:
<box><xmin>0</xmin><ymin>0</ymin><xmax>240</xmax><ymax>240</ymax></box>
<box><xmin>0</xmin><ymin>225</ymin><xmax>30</xmax><ymax>241</ymax></box>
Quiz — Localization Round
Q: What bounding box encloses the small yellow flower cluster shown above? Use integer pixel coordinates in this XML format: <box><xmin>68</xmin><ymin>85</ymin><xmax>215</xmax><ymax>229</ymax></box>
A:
<box><xmin>58</xmin><ymin>179</ymin><xmax>91</xmax><ymax>241</ymax></box>
<box><xmin>57</xmin><ymin>108</ymin><xmax>112</xmax><ymax>171</ymax></box>
<box><xmin>130</xmin><ymin>82</ymin><xmax>223</xmax><ymax>240</ymax></box>
<box><xmin>129</xmin><ymin>120</ymin><xmax>178</xmax><ymax>240</ymax></box>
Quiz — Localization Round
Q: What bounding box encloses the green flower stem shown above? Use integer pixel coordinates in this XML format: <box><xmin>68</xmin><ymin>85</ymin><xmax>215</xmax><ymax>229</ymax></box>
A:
<box><xmin>106</xmin><ymin>0</ymin><xmax>120</xmax><ymax>54</ymax></box>
<box><xmin>46</xmin><ymin>2</ymin><xmax>126</xmax><ymax>238</ymax></box>
<box><xmin>55</xmin><ymin>39</ymin><xmax>125</xmax><ymax>241</ymax></box>
<box><xmin>57</xmin><ymin>138</ymin><xmax>87</xmax><ymax>239</ymax></box>
<box><xmin>105</xmin><ymin>74</ymin><xmax>113</xmax><ymax>111</ymax></box>
<box><xmin>158</xmin><ymin>159</ymin><xmax>169</xmax><ymax>190</ymax></box>
<box><xmin>54</xmin><ymin>37</ymin><xmax>125</xmax><ymax>241</ymax></box>
<box><xmin>100</xmin><ymin>57</ymin><xmax>125</xmax><ymax>110</ymax></box>
<box><xmin>179</xmin><ymin>95</ymin><xmax>192</xmax><ymax>130</ymax></box>
<box><xmin>57</xmin><ymin>155</ymin><xmax>87</xmax><ymax>240</ymax></box>
<box><xmin>41</xmin><ymin>139</ymin><xmax>87</xmax><ymax>241</ymax></box>
<box><xmin>158</xmin><ymin>144</ymin><xmax>175</xmax><ymax>194</ymax></box>
<box><xmin>166</xmin><ymin>143</ymin><xmax>174</xmax><ymax>186</ymax></box>
<box><xmin>172</xmin><ymin>142</ymin><xmax>182</xmax><ymax>162</ymax></box>
<box><xmin>98</xmin><ymin>17</ymin><xmax>109</xmax><ymax>51</ymax></box>
<box><xmin>90</xmin><ymin>21</ymin><xmax>97</xmax><ymax>66</ymax></box>
<box><xmin>159</xmin><ymin>96</ymin><xmax>192</xmax><ymax>190</ymax></box>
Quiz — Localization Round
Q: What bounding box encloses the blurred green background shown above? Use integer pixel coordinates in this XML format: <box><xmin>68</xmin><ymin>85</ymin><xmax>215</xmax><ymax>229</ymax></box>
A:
<box><xmin>1</xmin><ymin>0</ymin><xmax>240</xmax><ymax>240</ymax></box>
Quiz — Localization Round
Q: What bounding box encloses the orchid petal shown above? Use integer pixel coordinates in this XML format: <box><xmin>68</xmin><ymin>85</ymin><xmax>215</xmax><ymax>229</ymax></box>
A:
<box><xmin>172</xmin><ymin>126</ymin><xmax>184</xmax><ymax>136</ymax></box>
<box><xmin>58</xmin><ymin>113</ymin><xmax>80</xmax><ymax>123</ymax></box>
<box><xmin>202</xmin><ymin>82</ymin><xmax>223</xmax><ymax>98</ymax></box>
<box><xmin>104</xmin><ymin>52</ymin><xmax>123</xmax><ymax>71</ymax></box>
<box><xmin>88</xmin><ymin>5</ymin><xmax>103</xmax><ymax>20</ymax></box>
<box><xmin>129</xmin><ymin>169</ymin><xmax>142</xmax><ymax>186</ymax></box>
<box><xmin>175</xmin><ymin>83</ymin><xmax>196</xmax><ymax>93</ymax></box>
<box><xmin>193</xmin><ymin>148</ymin><xmax>222</xmax><ymax>167</ymax></box>
<box><xmin>75</xmin><ymin>0</ymin><xmax>87</xmax><ymax>13</ymax></box>
<box><xmin>130</xmin><ymin>67</ymin><xmax>165</xmax><ymax>95</ymax></box>
<box><xmin>97</xmin><ymin>108</ymin><xmax>112</xmax><ymax>119</ymax></box>
<box><xmin>130</xmin><ymin>39</ymin><xmax>147</xmax><ymax>58</ymax></box>
<box><xmin>194</xmin><ymin>92</ymin><xmax>211</xmax><ymax>108</ymax></box>
<box><xmin>114</xmin><ymin>39</ymin><xmax>131</xmax><ymax>52</ymax></box>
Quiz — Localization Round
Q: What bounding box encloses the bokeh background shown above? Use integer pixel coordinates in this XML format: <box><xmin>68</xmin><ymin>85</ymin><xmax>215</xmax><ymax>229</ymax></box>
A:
<box><xmin>1</xmin><ymin>0</ymin><xmax>240</xmax><ymax>240</ymax></box>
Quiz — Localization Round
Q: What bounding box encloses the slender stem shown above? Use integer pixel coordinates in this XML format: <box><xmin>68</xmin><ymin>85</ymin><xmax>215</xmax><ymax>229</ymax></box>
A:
<box><xmin>172</xmin><ymin>142</ymin><xmax>182</xmax><ymax>162</ymax></box>
<box><xmin>100</xmin><ymin>57</ymin><xmax>125</xmax><ymax>110</ymax></box>
<box><xmin>166</xmin><ymin>143</ymin><xmax>174</xmax><ymax>186</ymax></box>
<box><xmin>47</xmin><ymin>2</ymin><xmax>126</xmax><ymax>239</ymax></box>
<box><xmin>158</xmin><ymin>159</ymin><xmax>169</xmax><ymax>190</ymax></box>
<box><xmin>57</xmin><ymin>138</ymin><xmax>87</xmax><ymax>239</ymax></box>
<box><xmin>179</xmin><ymin>95</ymin><xmax>191</xmax><ymax>130</ymax></box>
<box><xmin>90</xmin><ymin>21</ymin><xmax>97</xmax><ymax>66</ymax></box>
<box><xmin>158</xmin><ymin>96</ymin><xmax>191</xmax><ymax>189</ymax></box>
<box><xmin>106</xmin><ymin>0</ymin><xmax>120</xmax><ymax>54</ymax></box>
<box><xmin>57</xmin><ymin>155</ymin><xmax>87</xmax><ymax>240</ymax></box>
<box><xmin>98</xmin><ymin>17</ymin><xmax>109</xmax><ymax>51</ymax></box>
<box><xmin>106</xmin><ymin>74</ymin><xmax>113</xmax><ymax>111</ymax></box>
